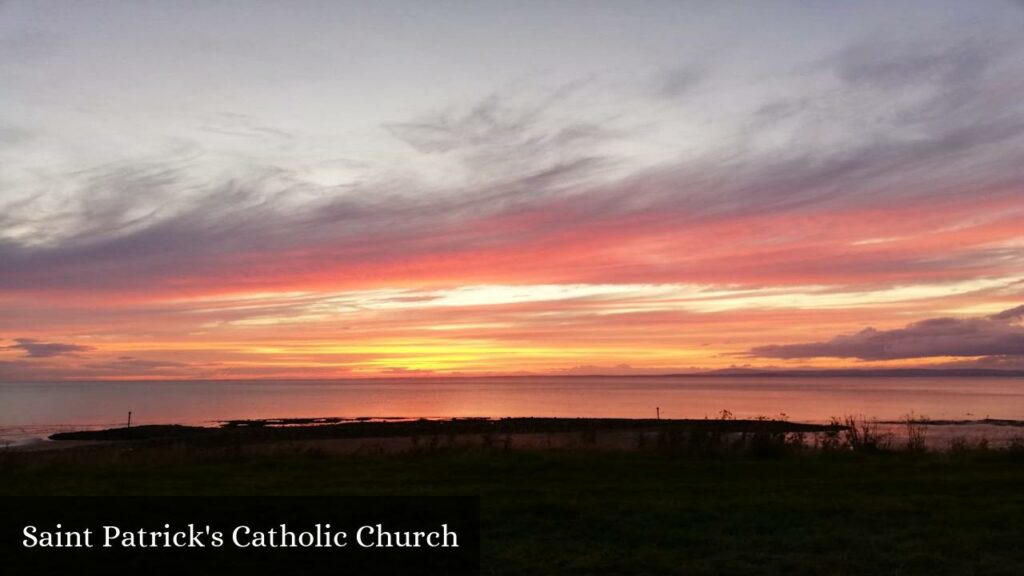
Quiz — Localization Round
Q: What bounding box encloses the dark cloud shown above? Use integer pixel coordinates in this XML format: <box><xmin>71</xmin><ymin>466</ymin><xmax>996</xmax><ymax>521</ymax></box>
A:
<box><xmin>938</xmin><ymin>354</ymin><xmax>1024</xmax><ymax>370</ymax></box>
<box><xmin>833</xmin><ymin>39</ymin><xmax>993</xmax><ymax>91</ymax></box>
<box><xmin>988</xmin><ymin>304</ymin><xmax>1024</xmax><ymax>321</ymax></box>
<box><xmin>749</xmin><ymin>305</ymin><xmax>1024</xmax><ymax>360</ymax></box>
<box><xmin>383</xmin><ymin>92</ymin><xmax>616</xmax><ymax>186</ymax></box>
<box><xmin>0</xmin><ymin>124</ymin><xmax>31</xmax><ymax>145</ymax></box>
<box><xmin>5</xmin><ymin>338</ymin><xmax>93</xmax><ymax>358</ymax></box>
<box><xmin>658</xmin><ymin>66</ymin><xmax>705</xmax><ymax>98</ymax></box>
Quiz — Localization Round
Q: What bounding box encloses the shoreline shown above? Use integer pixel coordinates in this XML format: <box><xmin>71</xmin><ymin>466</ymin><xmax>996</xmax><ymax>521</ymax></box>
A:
<box><xmin>44</xmin><ymin>416</ymin><xmax>845</xmax><ymax>444</ymax></box>
<box><xmin>8</xmin><ymin>416</ymin><xmax>1018</xmax><ymax>454</ymax></box>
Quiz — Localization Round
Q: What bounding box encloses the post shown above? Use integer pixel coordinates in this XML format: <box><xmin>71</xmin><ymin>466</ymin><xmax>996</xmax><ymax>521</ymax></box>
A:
<box><xmin>127</xmin><ymin>411</ymin><xmax>132</xmax><ymax>429</ymax></box>
<box><xmin>656</xmin><ymin>407</ymin><xmax>660</xmax><ymax>420</ymax></box>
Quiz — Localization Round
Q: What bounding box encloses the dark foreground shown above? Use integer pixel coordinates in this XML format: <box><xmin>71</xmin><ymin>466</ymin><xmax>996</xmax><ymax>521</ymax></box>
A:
<box><xmin>3</xmin><ymin>439</ymin><xmax>1023</xmax><ymax>575</ymax></box>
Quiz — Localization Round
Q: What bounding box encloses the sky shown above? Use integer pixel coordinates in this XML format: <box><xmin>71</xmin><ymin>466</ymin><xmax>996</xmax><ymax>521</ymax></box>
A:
<box><xmin>1</xmin><ymin>0</ymin><xmax>1023</xmax><ymax>380</ymax></box>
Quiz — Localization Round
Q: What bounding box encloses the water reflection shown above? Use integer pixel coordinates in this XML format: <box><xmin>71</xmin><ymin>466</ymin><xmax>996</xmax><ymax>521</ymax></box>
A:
<box><xmin>1</xmin><ymin>376</ymin><xmax>1022</xmax><ymax>446</ymax></box>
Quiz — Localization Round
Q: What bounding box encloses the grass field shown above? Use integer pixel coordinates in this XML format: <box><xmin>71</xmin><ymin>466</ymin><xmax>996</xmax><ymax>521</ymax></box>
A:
<box><xmin>2</xmin><ymin>437</ymin><xmax>1023</xmax><ymax>575</ymax></box>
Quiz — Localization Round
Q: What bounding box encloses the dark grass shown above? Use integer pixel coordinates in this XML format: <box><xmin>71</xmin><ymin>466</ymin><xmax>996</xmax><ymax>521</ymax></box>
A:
<box><xmin>2</xmin><ymin>444</ymin><xmax>1023</xmax><ymax>575</ymax></box>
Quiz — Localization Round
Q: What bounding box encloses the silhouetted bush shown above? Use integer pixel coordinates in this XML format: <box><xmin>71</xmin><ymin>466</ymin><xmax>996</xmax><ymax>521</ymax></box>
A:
<box><xmin>842</xmin><ymin>415</ymin><xmax>892</xmax><ymax>452</ymax></box>
<box><xmin>902</xmin><ymin>412</ymin><xmax>929</xmax><ymax>452</ymax></box>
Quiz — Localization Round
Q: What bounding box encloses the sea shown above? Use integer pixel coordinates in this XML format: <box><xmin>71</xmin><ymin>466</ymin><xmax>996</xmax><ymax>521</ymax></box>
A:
<box><xmin>2</xmin><ymin>376</ymin><xmax>1022</xmax><ymax>447</ymax></box>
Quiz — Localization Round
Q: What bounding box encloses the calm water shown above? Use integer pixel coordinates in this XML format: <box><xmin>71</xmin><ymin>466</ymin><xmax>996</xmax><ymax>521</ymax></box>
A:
<box><xmin>2</xmin><ymin>376</ymin><xmax>1023</xmax><ymax>446</ymax></box>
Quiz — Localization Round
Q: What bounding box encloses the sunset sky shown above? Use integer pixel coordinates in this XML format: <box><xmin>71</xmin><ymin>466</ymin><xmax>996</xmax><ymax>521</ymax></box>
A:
<box><xmin>1</xmin><ymin>1</ymin><xmax>1023</xmax><ymax>380</ymax></box>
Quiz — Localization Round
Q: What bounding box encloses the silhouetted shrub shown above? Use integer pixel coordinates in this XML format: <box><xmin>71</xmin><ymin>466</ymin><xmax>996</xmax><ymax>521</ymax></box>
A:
<box><xmin>902</xmin><ymin>412</ymin><xmax>929</xmax><ymax>452</ymax></box>
<box><xmin>842</xmin><ymin>416</ymin><xmax>892</xmax><ymax>452</ymax></box>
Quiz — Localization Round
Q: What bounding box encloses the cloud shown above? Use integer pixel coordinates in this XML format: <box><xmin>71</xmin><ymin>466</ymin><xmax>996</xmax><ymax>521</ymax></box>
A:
<box><xmin>657</xmin><ymin>66</ymin><xmax>705</xmax><ymax>98</ymax></box>
<box><xmin>749</xmin><ymin>305</ymin><xmax>1024</xmax><ymax>360</ymax></box>
<box><xmin>5</xmin><ymin>338</ymin><xmax>93</xmax><ymax>358</ymax></box>
<box><xmin>0</xmin><ymin>355</ymin><xmax>209</xmax><ymax>381</ymax></box>
<box><xmin>832</xmin><ymin>38</ymin><xmax>993</xmax><ymax>92</ymax></box>
<box><xmin>988</xmin><ymin>304</ymin><xmax>1024</xmax><ymax>321</ymax></box>
<box><xmin>2</xmin><ymin>31</ymin><xmax>1024</xmax><ymax>301</ymax></box>
<box><xmin>383</xmin><ymin>90</ymin><xmax>617</xmax><ymax>185</ymax></box>
<box><xmin>84</xmin><ymin>356</ymin><xmax>190</xmax><ymax>371</ymax></box>
<box><xmin>0</xmin><ymin>124</ymin><xmax>31</xmax><ymax>146</ymax></box>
